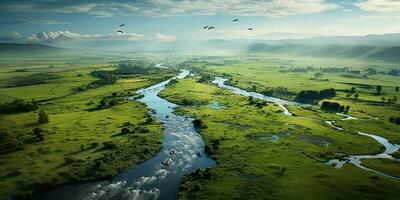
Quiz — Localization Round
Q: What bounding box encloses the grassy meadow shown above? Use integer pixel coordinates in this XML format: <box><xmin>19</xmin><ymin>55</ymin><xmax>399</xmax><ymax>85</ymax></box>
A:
<box><xmin>160</xmin><ymin>55</ymin><xmax>400</xmax><ymax>200</ymax></box>
<box><xmin>0</xmin><ymin>54</ymin><xmax>177</xmax><ymax>199</ymax></box>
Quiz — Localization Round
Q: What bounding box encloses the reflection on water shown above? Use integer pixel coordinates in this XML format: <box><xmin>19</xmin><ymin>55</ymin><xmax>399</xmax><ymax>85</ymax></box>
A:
<box><xmin>34</xmin><ymin>70</ymin><xmax>215</xmax><ymax>200</ymax></box>
<box><xmin>212</xmin><ymin>77</ymin><xmax>304</xmax><ymax>116</ymax></box>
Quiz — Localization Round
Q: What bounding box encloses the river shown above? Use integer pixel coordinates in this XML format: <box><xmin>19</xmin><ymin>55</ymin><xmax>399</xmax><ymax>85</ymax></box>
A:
<box><xmin>212</xmin><ymin>76</ymin><xmax>400</xmax><ymax>179</ymax></box>
<box><xmin>34</xmin><ymin>70</ymin><xmax>215</xmax><ymax>200</ymax></box>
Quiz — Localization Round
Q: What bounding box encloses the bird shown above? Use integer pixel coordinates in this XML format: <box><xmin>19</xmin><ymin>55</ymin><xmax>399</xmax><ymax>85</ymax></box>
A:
<box><xmin>119</xmin><ymin>24</ymin><xmax>125</xmax><ymax>27</ymax></box>
<box><xmin>233</xmin><ymin>19</ymin><xmax>239</xmax><ymax>22</ymax></box>
<box><xmin>208</xmin><ymin>26</ymin><xmax>215</xmax><ymax>30</ymax></box>
<box><xmin>203</xmin><ymin>26</ymin><xmax>209</xmax><ymax>29</ymax></box>
<box><xmin>248</xmin><ymin>28</ymin><xmax>254</xmax><ymax>31</ymax></box>
<box><xmin>116</xmin><ymin>30</ymin><xmax>124</xmax><ymax>33</ymax></box>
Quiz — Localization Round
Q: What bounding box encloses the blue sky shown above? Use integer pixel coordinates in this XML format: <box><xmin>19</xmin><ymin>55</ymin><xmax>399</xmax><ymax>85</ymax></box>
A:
<box><xmin>0</xmin><ymin>0</ymin><xmax>399</xmax><ymax>44</ymax></box>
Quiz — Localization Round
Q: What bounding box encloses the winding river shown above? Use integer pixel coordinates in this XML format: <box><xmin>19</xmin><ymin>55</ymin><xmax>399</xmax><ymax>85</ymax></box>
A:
<box><xmin>212</xmin><ymin>77</ymin><xmax>400</xmax><ymax>180</ymax></box>
<box><xmin>34</xmin><ymin>70</ymin><xmax>215</xmax><ymax>200</ymax></box>
<box><xmin>33</xmin><ymin>69</ymin><xmax>399</xmax><ymax>200</ymax></box>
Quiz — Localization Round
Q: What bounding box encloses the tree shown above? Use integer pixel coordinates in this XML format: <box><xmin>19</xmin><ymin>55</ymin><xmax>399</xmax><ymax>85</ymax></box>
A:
<box><xmin>38</xmin><ymin>110</ymin><xmax>49</xmax><ymax>124</ymax></box>
<box><xmin>394</xmin><ymin>96</ymin><xmax>398</xmax><ymax>103</ymax></box>
<box><xmin>376</xmin><ymin>85</ymin><xmax>382</xmax><ymax>94</ymax></box>
<box><xmin>350</xmin><ymin>87</ymin><xmax>356</xmax><ymax>93</ymax></box>
<box><xmin>381</xmin><ymin>96</ymin><xmax>386</xmax><ymax>102</ymax></box>
<box><xmin>33</xmin><ymin>128</ymin><xmax>44</xmax><ymax>141</ymax></box>
<box><xmin>396</xmin><ymin>86</ymin><xmax>399</xmax><ymax>92</ymax></box>
<box><xmin>346</xmin><ymin>105</ymin><xmax>350</xmax><ymax>112</ymax></box>
<box><xmin>339</xmin><ymin>106</ymin><xmax>345</xmax><ymax>113</ymax></box>
<box><xmin>354</xmin><ymin>93</ymin><xmax>359</xmax><ymax>100</ymax></box>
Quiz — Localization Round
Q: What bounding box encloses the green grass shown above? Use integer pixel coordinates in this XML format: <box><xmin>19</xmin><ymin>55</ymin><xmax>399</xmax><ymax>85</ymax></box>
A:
<box><xmin>160</xmin><ymin>77</ymin><xmax>400</xmax><ymax>200</ymax></box>
<box><xmin>363</xmin><ymin>159</ymin><xmax>400</xmax><ymax>177</ymax></box>
<box><xmin>0</xmin><ymin>57</ymin><xmax>176</xmax><ymax>199</ymax></box>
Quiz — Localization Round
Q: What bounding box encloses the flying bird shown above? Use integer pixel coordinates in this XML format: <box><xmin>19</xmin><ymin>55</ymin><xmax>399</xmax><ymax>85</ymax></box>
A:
<box><xmin>116</xmin><ymin>30</ymin><xmax>124</xmax><ymax>33</ymax></box>
<box><xmin>203</xmin><ymin>26</ymin><xmax>209</xmax><ymax>29</ymax></box>
<box><xmin>119</xmin><ymin>24</ymin><xmax>125</xmax><ymax>27</ymax></box>
<box><xmin>208</xmin><ymin>26</ymin><xmax>215</xmax><ymax>30</ymax></box>
<box><xmin>233</xmin><ymin>19</ymin><xmax>239</xmax><ymax>22</ymax></box>
<box><xmin>248</xmin><ymin>28</ymin><xmax>254</xmax><ymax>31</ymax></box>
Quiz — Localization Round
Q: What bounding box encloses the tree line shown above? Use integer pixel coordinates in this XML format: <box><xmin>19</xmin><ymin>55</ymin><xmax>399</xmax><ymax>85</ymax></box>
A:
<box><xmin>295</xmin><ymin>88</ymin><xmax>336</xmax><ymax>103</ymax></box>
<box><xmin>321</xmin><ymin>101</ymin><xmax>350</xmax><ymax>113</ymax></box>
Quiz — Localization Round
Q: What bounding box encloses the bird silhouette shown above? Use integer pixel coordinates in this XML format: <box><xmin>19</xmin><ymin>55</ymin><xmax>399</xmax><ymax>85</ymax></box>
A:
<box><xmin>203</xmin><ymin>26</ymin><xmax>209</xmax><ymax>29</ymax></box>
<box><xmin>119</xmin><ymin>24</ymin><xmax>125</xmax><ymax>27</ymax></box>
<box><xmin>248</xmin><ymin>28</ymin><xmax>254</xmax><ymax>31</ymax></box>
<box><xmin>116</xmin><ymin>30</ymin><xmax>124</xmax><ymax>33</ymax></box>
<box><xmin>208</xmin><ymin>26</ymin><xmax>215</xmax><ymax>30</ymax></box>
<box><xmin>233</xmin><ymin>19</ymin><xmax>239</xmax><ymax>22</ymax></box>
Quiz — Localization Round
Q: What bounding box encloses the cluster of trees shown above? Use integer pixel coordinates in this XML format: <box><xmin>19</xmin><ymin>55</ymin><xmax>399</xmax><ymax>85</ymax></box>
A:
<box><xmin>114</xmin><ymin>63</ymin><xmax>153</xmax><ymax>75</ymax></box>
<box><xmin>321</xmin><ymin>101</ymin><xmax>350</xmax><ymax>113</ymax></box>
<box><xmin>0</xmin><ymin>100</ymin><xmax>38</xmax><ymax>114</ymax></box>
<box><xmin>364</xmin><ymin>68</ymin><xmax>400</xmax><ymax>76</ymax></box>
<box><xmin>0</xmin><ymin>130</ymin><xmax>23</xmax><ymax>154</ymax></box>
<box><xmin>387</xmin><ymin>68</ymin><xmax>400</xmax><ymax>76</ymax></box>
<box><xmin>382</xmin><ymin>96</ymin><xmax>398</xmax><ymax>103</ymax></box>
<box><xmin>320</xmin><ymin>67</ymin><xmax>349</xmax><ymax>73</ymax></box>
<box><xmin>77</xmin><ymin>71</ymin><xmax>118</xmax><ymax>92</ymax></box>
<box><xmin>280</xmin><ymin>66</ymin><xmax>315</xmax><ymax>73</ymax></box>
<box><xmin>248</xmin><ymin>96</ymin><xmax>267</xmax><ymax>108</ymax></box>
<box><xmin>295</xmin><ymin>88</ymin><xmax>336</xmax><ymax>103</ymax></box>
<box><xmin>389</xmin><ymin>117</ymin><xmax>400</xmax><ymax>125</ymax></box>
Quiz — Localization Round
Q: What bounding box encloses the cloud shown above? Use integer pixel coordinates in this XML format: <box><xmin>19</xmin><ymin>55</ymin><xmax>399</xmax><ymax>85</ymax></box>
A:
<box><xmin>11</xmin><ymin>30</ymin><xmax>21</xmax><ymax>39</ymax></box>
<box><xmin>121</xmin><ymin>0</ymin><xmax>339</xmax><ymax>17</ymax></box>
<box><xmin>355</xmin><ymin>0</ymin><xmax>400</xmax><ymax>12</ymax></box>
<box><xmin>151</xmin><ymin>33</ymin><xmax>176</xmax><ymax>42</ymax></box>
<box><xmin>0</xmin><ymin>30</ymin><xmax>22</xmax><ymax>42</ymax></box>
<box><xmin>26</xmin><ymin>30</ymin><xmax>175</xmax><ymax>43</ymax></box>
<box><xmin>2</xmin><ymin>0</ymin><xmax>338</xmax><ymax>18</ymax></box>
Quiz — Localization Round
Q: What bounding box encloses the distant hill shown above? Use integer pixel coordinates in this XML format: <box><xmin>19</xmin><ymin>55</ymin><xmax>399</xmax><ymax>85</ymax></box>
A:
<box><xmin>0</xmin><ymin>43</ymin><xmax>64</xmax><ymax>54</ymax></box>
<box><xmin>247</xmin><ymin>43</ymin><xmax>400</xmax><ymax>63</ymax></box>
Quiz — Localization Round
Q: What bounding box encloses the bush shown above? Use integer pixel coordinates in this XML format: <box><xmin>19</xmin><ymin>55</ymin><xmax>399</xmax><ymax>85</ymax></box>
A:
<box><xmin>0</xmin><ymin>100</ymin><xmax>38</xmax><ymax>114</ymax></box>
<box><xmin>38</xmin><ymin>110</ymin><xmax>49</xmax><ymax>124</ymax></box>
<box><xmin>135</xmin><ymin>127</ymin><xmax>150</xmax><ymax>133</ymax></box>
<box><xmin>121</xmin><ymin>128</ymin><xmax>130</xmax><ymax>134</ymax></box>
<box><xmin>0</xmin><ymin>130</ymin><xmax>23</xmax><ymax>154</ymax></box>
<box><xmin>32</xmin><ymin>127</ymin><xmax>45</xmax><ymax>141</ymax></box>
<box><xmin>103</xmin><ymin>141</ymin><xmax>117</xmax><ymax>149</ymax></box>
<box><xmin>64</xmin><ymin>156</ymin><xmax>75</xmax><ymax>164</ymax></box>
<box><xmin>193</xmin><ymin>119</ymin><xmax>206</xmax><ymax>129</ymax></box>
<box><xmin>389</xmin><ymin>117</ymin><xmax>400</xmax><ymax>125</ymax></box>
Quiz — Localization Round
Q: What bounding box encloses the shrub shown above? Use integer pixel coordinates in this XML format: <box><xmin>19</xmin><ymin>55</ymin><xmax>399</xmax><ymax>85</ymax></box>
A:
<box><xmin>0</xmin><ymin>100</ymin><xmax>38</xmax><ymax>114</ymax></box>
<box><xmin>32</xmin><ymin>127</ymin><xmax>45</xmax><ymax>141</ymax></box>
<box><xmin>38</xmin><ymin>110</ymin><xmax>49</xmax><ymax>124</ymax></box>
<box><xmin>64</xmin><ymin>156</ymin><xmax>75</xmax><ymax>164</ymax></box>
<box><xmin>0</xmin><ymin>130</ymin><xmax>23</xmax><ymax>154</ymax></box>
<box><xmin>103</xmin><ymin>141</ymin><xmax>117</xmax><ymax>149</ymax></box>
<box><xmin>121</xmin><ymin>128</ymin><xmax>130</xmax><ymax>134</ymax></box>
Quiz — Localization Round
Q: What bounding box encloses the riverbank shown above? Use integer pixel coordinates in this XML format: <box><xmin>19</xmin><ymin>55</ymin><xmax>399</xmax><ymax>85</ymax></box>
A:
<box><xmin>160</xmin><ymin>77</ymin><xmax>400</xmax><ymax>200</ymax></box>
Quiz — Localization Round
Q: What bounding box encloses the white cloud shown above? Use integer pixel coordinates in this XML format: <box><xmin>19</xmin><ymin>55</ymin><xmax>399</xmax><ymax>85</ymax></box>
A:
<box><xmin>3</xmin><ymin>0</ymin><xmax>338</xmax><ymax>18</ymax></box>
<box><xmin>152</xmin><ymin>32</ymin><xmax>176</xmax><ymax>42</ymax></box>
<box><xmin>133</xmin><ymin>0</ymin><xmax>338</xmax><ymax>17</ymax></box>
<box><xmin>11</xmin><ymin>30</ymin><xmax>21</xmax><ymax>39</ymax></box>
<box><xmin>54</xmin><ymin>3</ymin><xmax>97</xmax><ymax>14</ymax></box>
<box><xmin>355</xmin><ymin>0</ymin><xmax>400</xmax><ymax>12</ymax></box>
<box><xmin>26</xmin><ymin>31</ymin><xmax>175</xmax><ymax>43</ymax></box>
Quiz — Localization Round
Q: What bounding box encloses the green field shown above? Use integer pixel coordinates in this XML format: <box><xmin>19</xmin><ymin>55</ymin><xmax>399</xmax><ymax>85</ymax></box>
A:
<box><xmin>159</xmin><ymin>61</ymin><xmax>400</xmax><ymax>199</ymax></box>
<box><xmin>1</xmin><ymin>52</ymin><xmax>400</xmax><ymax>200</ymax></box>
<box><xmin>0</xmin><ymin>54</ymin><xmax>176</xmax><ymax>199</ymax></box>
